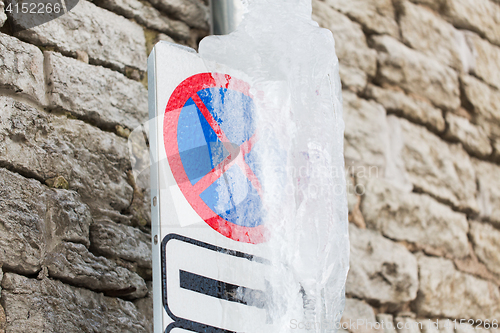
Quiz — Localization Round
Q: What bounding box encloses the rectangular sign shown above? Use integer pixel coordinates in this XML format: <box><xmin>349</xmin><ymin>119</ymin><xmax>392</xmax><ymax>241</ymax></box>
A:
<box><xmin>148</xmin><ymin>41</ymin><xmax>274</xmax><ymax>333</ymax></box>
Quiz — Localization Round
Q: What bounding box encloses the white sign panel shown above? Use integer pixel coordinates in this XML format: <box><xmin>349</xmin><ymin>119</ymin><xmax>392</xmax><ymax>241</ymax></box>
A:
<box><xmin>148</xmin><ymin>42</ymin><xmax>273</xmax><ymax>333</ymax></box>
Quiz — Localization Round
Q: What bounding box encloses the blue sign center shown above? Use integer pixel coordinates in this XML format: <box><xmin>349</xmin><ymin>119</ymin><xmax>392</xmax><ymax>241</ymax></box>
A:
<box><xmin>177</xmin><ymin>87</ymin><xmax>264</xmax><ymax>228</ymax></box>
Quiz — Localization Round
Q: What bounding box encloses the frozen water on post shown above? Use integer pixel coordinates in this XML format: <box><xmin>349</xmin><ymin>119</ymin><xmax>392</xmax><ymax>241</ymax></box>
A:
<box><xmin>199</xmin><ymin>0</ymin><xmax>349</xmax><ymax>331</ymax></box>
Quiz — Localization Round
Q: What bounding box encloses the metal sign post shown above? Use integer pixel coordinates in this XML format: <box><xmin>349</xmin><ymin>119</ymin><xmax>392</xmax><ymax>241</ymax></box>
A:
<box><xmin>149</xmin><ymin>42</ymin><xmax>273</xmax><ymax>333</ymax></box>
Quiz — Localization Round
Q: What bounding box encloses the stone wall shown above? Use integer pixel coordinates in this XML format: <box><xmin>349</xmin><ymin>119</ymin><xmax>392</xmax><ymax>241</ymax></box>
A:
<box><xmin>0</xmin><ymin>0</ymin><xmax>499</xmax><ymax>332</ymax></box>
<box><xmin>0</xmin><ymin>0</ymin><xmax>208</xmax><ymax>331</ymax></box>
<box><xmin>311</xmin><ymin>0</ymin><xmax>500</xmax><ymax>330</ymax></box>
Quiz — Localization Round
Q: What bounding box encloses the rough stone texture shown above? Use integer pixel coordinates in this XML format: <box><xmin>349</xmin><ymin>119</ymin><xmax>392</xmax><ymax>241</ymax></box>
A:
<box><xmin>343</xmin><ymin>91</ymin><xmax>389</xmax><ymax>168</ymax></box>
<box><xmin>469</xmin><ymin>221</ymin><xmax>500</xmax><ymax>280</ymax></box>
<box><xmin>409</xmin><ymin>0</ymin><xmax>442</xmax><ymax>11</ymax></box>
<box><xmin>442</xmin><ymin>0</ymin><xmax>500</xmax><ymax>47</ymax></box>
<box><xmin>45</xmin><ymin>189</ymin><xmax>93</xmax><ymax>249</ymax></box>
<box><xmin>395</xmin><ymin>317</ymin><xmax>421</xmax><ymax>333</ymax></box>
<box><xmin>90</xmin><ymin>220</ymin><xmax>151</xmax><ymax>268</ymax></box>
<box><xmin>366</xmin><ymin>85</ymin><xmax>445</xmax><ymax>134</ymax></box>
<box><xmin>45</xmin><ymin>51</ymin><xmax>148</xmax><ymax>131</ymax></box>
<box><xmin>388</xmin><ymin>116</ymin><xmax>478</xmax><ymax>213</ymax></box>
<box><xmin>1</xmin><ymin>273</ymin><xmax>150</xmax><ymax>332</ymax></box>
<box><xmin>0</xmin><ymin>97</ymin><xmax>134</xmax><ymax>224</ymax></box>
<box><xmin>341</xmin><ymin>298</ymin><xmax>378</xmax><ymax>333</ymax></box>
<box><xmin>323</xmin><ymin>0</ymin><xmax>399</xmax><ymax>37</ymax></box>
<box><xmin>346</xmin><ymin>224</ymin><xmax>419</xmax><ymax>304</ymax></box>
<box><xmin>362</xmin><ymin>178</ymin><xmax>469</xmax><ymax>258</ymax></box>
<box><xmin>347</xmin><ymin>176</ymin><xmax>366</xmax><ymax>229</ymax></box>
<box><xmin>134</xmin><ymin>282</ymin><xmax>153</xmax><ymax>333</ymax></box>
<box><xmin>0</xmin><ymin>166</ymin><xmax>93</xmax><ymax>276</ymax></box>
<box><xmin>400</xmin><ymin>1</ymin><xmax>463</xmax><ymax>71</ymax></box>
<box><xmin>0</xmin><ymin>1</ymin><xmax>6</xmax><ymax>28</ymax></box>
<box><xmin>44</xmin><ymin>242</ymin><xmax>148</xmax><ymax>299</ymax></box>
<box><xmin>454</xmin><ymin>323</ymin><xmax>476</xmax><ymax>333</ymax></box>
<box><xmin>377</xmin><ymin>314</ymin><xmax>396</xmax><ymax>333</ymax></box>
<box><xmin>420</xmin><ymin>318</ymin><xmax>441</xmax><ymax>333</ymax></box>
<box><xmin>313</xmin><ymin>1</ymin><xmax>377</xmax><ymax>92</ymax></box>
<box><xmin>93</xmin><ymin>0</ymin><xmax>190</xmax><ymax>40</ymax></box>
<box><xmin>465</xmin><ymin>32</ymin><xmax>500</xmax><ymax>90</ymax></box>
<box><xmin>444</xmin><ymin>113</ymin><xmax>492</xmax><ymax>158</ymax></box>
<box><xmin>339</xmin><ymin>66</ymin><xmax>369</xmax><ymax>94</ymax></box>
<box><xmin>15</xmin><ymin>0</ymin><xmax>147</xmax><ymax>72</ymax></box>
<box><xmin>461</xmin><ymin>75</ymin><xmax>500</xmax><ymax>141</ymax></box>
<box><xmin>147</xmin><ymin>0</ymin><xmax>208</xmax><ymax>30</ymax></box>
<box><xmin>473</xmin><ymin>159</ymin><xmax>500</xmax><ymax>226</ymax></box>
<box><xmin>494</xmin><ymin>139</ymin><xmax>500</xmax><ymax>163</ymax></box>
<box><xmin>371</xmin><ymin>35</ymin><xmax>460</xmax><ymax>111</ymax></box>
<box><xmin>0</xmin><ymin>33</ymin><xmax>46</xmax><ymax>105</ymax></box>
<box><xmin>414</xmin><ymin>254</ymin><xmax>500</xmax><ymax>319</ymax></box>
<box><xmin>0</xmin><ymin>168</ymin><xmax>47</xmax><ymax>274</ymax></box>
<box><xmin>454</xmin><ymin>241</ymin><xmax>500</xmax><ymax>286</ymax></box>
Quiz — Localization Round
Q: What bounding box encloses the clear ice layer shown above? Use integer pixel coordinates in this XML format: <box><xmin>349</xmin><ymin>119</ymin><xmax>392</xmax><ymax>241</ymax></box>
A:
<box><xmin>198</xmin><ymin>0</ymin><xmax>349</xmax><ymax>331</ymax></box>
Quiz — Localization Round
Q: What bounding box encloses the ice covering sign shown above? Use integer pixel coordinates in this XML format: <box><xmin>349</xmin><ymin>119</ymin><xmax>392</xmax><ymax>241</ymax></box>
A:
<box><xmin>149</xmin><ymin>42</ymin><xmax>272</xmax><ymax>333</ymax></box>
<box><xmin>149</xmin><ymin>1</ymin><xmax>349</xmax><ymax>332</ymax></box>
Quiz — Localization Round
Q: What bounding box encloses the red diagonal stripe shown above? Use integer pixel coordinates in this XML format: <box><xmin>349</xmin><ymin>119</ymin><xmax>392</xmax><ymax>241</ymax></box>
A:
<box><xmin>191</xmin><ymin>92</ymin><xmax>262</xmax><ymax>197</ymax></box>
<box><xmin>192</xmin><ymin>94</ymin><xmax>233</xmax><ymax>151</ymax></box>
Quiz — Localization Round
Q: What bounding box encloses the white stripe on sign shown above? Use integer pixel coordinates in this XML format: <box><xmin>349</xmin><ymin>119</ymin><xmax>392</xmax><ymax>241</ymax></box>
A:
<box><xmin>162</xmin><ymin>235</ymin><xmax>270</xmax><ymax>332</ymax></box>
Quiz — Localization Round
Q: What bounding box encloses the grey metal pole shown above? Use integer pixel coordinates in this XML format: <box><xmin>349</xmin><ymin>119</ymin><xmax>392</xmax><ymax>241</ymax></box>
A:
<box><xmin>210</xmin><ymin>0</ymin><xmax>244</xmax><ymax>35</ymax></box>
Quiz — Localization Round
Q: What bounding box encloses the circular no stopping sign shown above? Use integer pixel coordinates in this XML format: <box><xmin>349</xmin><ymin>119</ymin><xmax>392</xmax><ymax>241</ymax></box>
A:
<box><xmin>164</xmin><ymin>73</ymin><xmax>266</xmax><ymax>244</ymax></box>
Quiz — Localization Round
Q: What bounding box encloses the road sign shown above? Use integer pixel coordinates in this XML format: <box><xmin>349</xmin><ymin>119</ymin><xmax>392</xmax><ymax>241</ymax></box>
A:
<box><xmin>163</xmin><ymin>72</ymin><xmax>266</xmax><ymax>244</ymax></box>
<box><xmin>149</xmin><ymin>42</ymin><xmax>273</xmax><ymax>333</ymax></box>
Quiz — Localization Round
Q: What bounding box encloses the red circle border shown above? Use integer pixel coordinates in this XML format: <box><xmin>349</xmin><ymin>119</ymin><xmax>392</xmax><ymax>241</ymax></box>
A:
<box><xmin>163</xmin><ymin>72</ymin><xmax>266</xmax><ymax>244</ymax></box>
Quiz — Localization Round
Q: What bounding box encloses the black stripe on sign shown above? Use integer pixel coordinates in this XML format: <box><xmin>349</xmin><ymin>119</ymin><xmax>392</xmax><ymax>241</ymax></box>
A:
<box><xmin>179</xmin><ymin>270</ymin><xmax>267</xmax><ymax>309</ymax></box>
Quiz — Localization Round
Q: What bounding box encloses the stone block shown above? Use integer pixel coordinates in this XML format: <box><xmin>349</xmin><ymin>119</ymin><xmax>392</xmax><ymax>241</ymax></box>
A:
<box><xmin>0</xmin><ymin>96</ymin><xmax>134</xmax><ymax>224</ymax></box>
<box><xmin>387</xmin><ymin>116</ymin><xmax>478</xmax><ymax>213</ymax></box>
<box><xmin>469</xmin><ymin>221</ymin><xmax>500</xmax><ymax>280</ymax></box>
<box><xmin>366</xmin><ymin>85</ymin><xmax>445</xmax><ymax>133</ymax></box>
<box><xmin>0</xmin><ymin>0</ymin><xmax>6</xmax><ymax>27</ymax></box>
<box><xmin>442</xmin><ymin>0</ymin><xmax>500</xmax><ymax>47</ymax></box>
<box><xmin>395</xmin><ymin>317</ymin><xmax>421</xmax><ymax>333</ymax></box>
<box><xmin>494</xmin><ymin>139</ymin><xmax>500</xmax><ymax>163</ymax></box>
<box><xmin>465</xmin><ymin>32</ymin><xmax>500</xmax><ymax>90</ymax></box>
<box><xmin>147</xmin><ymin>0</ymin><xmax>208</xmax><ymax>30</ymax></box>
<box><xmin>473</xmin><ymin>159</ymin><xmax>500</xmax><ymax>226</ymax></box>
<box><xmin>0</xmin><ymin>33</ymin><xmax>45</xmax><ymax>105</ymax></box>
<box><xmin>15</xmin><ymin>0</ymin><xmax>147</xmax><ymax>72</ymax></box>
<box><xmin>134</xmin><ymin>282</ymin><xmax>153</xmax><ymax>333</ymax></box>
<box><xmin>346</xmin><ymin>224</ymin><xmax>419</xmax><ymax>304</ymax></box>
<box><xmin>461</xmin><ymin>75</ymin><xmax>500</xmax><ymax>141</ymax></box>
<box><xmin>409</xmin><ymin>0</ymin><xmax>443</xmax><ymax>11</ymax></box>
<box><xmin>93</xmin><ymin>0</ymin><xmax>190</xmax><ymax>39</ymax></box>
<box><xmin>90</xmin><ymin>220</ymin><xmax>151</xmax><ymax>268</ymax></box>
<box><xmin>361</xmin><ymin>178</ymin><xmax>469</xmax><ymax>258</ymax></box>
<box><xmin>313</xmin><ymin>1</ymin><xmax>377</xmax><ymax>92</ymax></box>
<box><xmin>377</xmin><ymin>314</ymin><xmax>397</xmax><ymax>333</ymax></box>
<box><xmin>341</xmin><ymin>298</ymin><xmax>377</xmax><ymax>333</ymax></box>
<box><xmin>371</xmin><ymin>35</ymin><xmax>460</xmax><ymax>111</ymax></box>
<box><xmin>414</xmin><ymin>254</ymin><xmax>500</xmax><ymax>319</ymax></box>
<box><xmin>44</xmin><ymin>242</ymin><xmax>148</xmax><ymax>299</ymax></box>
<box><xmin>323</xmin><ymin>0</ymin><xmax>399</xmax><ymax>37</ymax></box>
<box><xmin>0</xmin><ymin>167</ymin><xmax>93</xmax><ymax>274</ymax></box>
<box><xmin>0</xmin><ymin>168</ymin><xmax>47</xmax><ymax>274</ymax></box>
<box><xmin>343</xmin><ymin>91</ymin><xmax>389</xmax><ymax>169</ymax></box>
<box><xmin>339</xmin><ymin>66</ymin><xmax>369</xmax><ymax>93</ymax></box>
<box><xmin>400</xmin><ymin>1</ymin><xmax>463</xmax><ymax>70</ymax></box>
<box><xmin>1</xmin><ymin>273</ymin><xmax>150</xmax><ymax>332</ymax></box>
<box><xmin>45</xmin><ymin>189</ymin><xmax>93</xmax><ymax>249</ymax></box>
<box><xmin>347</xmin><ymin>175</ymin><xmax>366</xmax><ymax>229</ymax></box>
<box><xmin>45</xmin><ymin>51</ymin><xmax>148</xmax><ymax>131</ymax></box>
<box><xmin>444</xmin><ymin>113</ymin><xmax>492</xmax><ymax>158</ymax></box>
